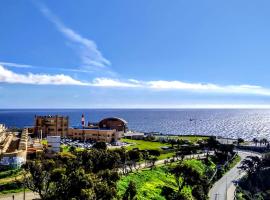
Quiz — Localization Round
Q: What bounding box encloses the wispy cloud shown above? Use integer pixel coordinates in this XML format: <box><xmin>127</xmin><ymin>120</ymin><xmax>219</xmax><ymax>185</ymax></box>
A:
<box><xmin>37</xmin><ymin>3</ymin><xmax>111</xmax><ymax>72</ymax></box>
<box><xmin>0</xmin><ymin>65</ymin><xmax>87</xmax><ymax>86</ymax></box>
<box><xmin>0</xmin><ymin>62</ymin><xmax>34</xmax><ymax>68</ymax></box>
<box><xmin>88</xmin><ymin>78</ymin><xmax>270</xmax><ymax>96</ymax></box>
<box><xmin>1</xmin><ymin>65</ymin><xmax>270</xmax><ymax>96</ymax></box>
<box><xmin>0</xmin><ymin>61</ymin><xmax>95</xmax><ymax>73</ymax></box>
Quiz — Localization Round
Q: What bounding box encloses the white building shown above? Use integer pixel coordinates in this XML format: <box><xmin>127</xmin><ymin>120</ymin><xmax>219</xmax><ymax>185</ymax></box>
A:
<box><xmin>47</xmin><ymin>136</ymin><xmax>61</xmax><ymax>153</ymax></box>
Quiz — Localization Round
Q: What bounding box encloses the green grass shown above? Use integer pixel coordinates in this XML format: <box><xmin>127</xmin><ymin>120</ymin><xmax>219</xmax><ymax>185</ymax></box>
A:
<box><xmin>227</xmin><ymin>154</ymin><xmax>241</xmax><ymax>170</ymax></box>
<box><xmin>157</xmin><ymin>135</ymin><xmax>209</xmax><ymax>143</ymax></box>
<box><xmin>0</xmin><ymin>169</ymin><xmax>21</xmax><ymax>179</ymax></box>
<box><xmin>117</xmin><ymin>166</ymin><xmax>178</xmax><ymax>200</ymax></box>
<box><xmin>121</xmin><ymin>139</ymin><xmax>175</xmax><ymax>160</ymax></box>
<box><xmin>41</xmin><ymin>139</ymin><xmax>48</xmax><ymax>145</ymax></box>
<box><xmin>182</xmin><ymin>159</ymin><xmax>207</xmax><ymax>176</ymax></box>
<box><xmin>121</xmin><ymin>139</ymin><xmax>170</xmax><ymax>151</ymax></box>
<box><xmin>157</xmin><ymin>152</ymin><xmax>175</xmax><ymax>160</ymax></box>
<box><xmin>61</xmin><ymin>144</ymin><xmax>70</xmax><ymax>152</ymax></box>
<box><xmin>0</xmin><ymin>188</ymin><xmax>25</xmax><ymax>195</ymax></box>
<box><xmin>117</xmin><ymin>159</ymin><xmax>211</xmax><ymax>200</ymax></box>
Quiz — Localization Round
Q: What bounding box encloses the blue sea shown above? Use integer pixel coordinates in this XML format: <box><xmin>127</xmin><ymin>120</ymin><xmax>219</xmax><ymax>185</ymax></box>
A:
<box><xmin>0</xmin><ymin>109</ymin><xmax>270</xmax><ymax>140</ymax></box>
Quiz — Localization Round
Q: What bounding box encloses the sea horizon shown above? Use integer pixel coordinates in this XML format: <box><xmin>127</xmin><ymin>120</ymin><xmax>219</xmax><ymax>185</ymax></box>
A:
<box><xmin>1</xmin><ymin>108</ymin><xmax>270</xmax><ymax>140</ymax></box>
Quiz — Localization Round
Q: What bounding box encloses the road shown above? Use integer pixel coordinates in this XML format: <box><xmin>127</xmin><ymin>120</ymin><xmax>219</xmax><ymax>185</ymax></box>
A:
<box><xmin>0</xmin><ymin>191</ymin><xmax>39</xmax><ymax>200</ymax></box>
<box><xmin>208</xmin><ymin>151</ymin><xmax>261</xmax><ymax>200</ymax></box>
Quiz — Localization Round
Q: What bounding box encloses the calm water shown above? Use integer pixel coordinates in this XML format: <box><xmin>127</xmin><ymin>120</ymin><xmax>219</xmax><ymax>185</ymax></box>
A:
<box><xmin>0</xmin><ymin>109</ymin><xmax>270</xmax><ymax>140</ymax></box>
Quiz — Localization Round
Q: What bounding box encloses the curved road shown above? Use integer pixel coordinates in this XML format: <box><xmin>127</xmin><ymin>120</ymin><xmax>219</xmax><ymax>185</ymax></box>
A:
<box><xmin>209</xmin><ymin>151</ymin><xmax>261</xmax><ymax>200</ymax></box>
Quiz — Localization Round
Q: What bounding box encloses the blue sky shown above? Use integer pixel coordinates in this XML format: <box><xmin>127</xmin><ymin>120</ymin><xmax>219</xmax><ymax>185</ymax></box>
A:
<box><xmin>1</xmin><ymin>0</ymin><xmax>270</xmax><ymax>108</ymax></box>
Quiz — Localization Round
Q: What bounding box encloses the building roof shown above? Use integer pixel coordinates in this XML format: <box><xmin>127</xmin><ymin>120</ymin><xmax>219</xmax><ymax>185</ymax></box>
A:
<box><xmin>99</xmin><ymin>117</ymin><xmax>128</xmax><ymax>124</ymax></box>
<box><xmin>124</xmin><ymin>132</ymin><xmax>144</xmax><ymax>136</ymax></box>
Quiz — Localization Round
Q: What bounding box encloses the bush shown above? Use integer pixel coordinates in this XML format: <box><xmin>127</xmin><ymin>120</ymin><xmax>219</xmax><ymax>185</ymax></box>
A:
<box><xmin>0</xmin><ymin>181</ymin><xmax>22</xmax><ymax>191</ymax></box>
<box><xmin>0</xmin><ymin>169</ymin><xmax>21</xmax><ymax>179</ymax></box>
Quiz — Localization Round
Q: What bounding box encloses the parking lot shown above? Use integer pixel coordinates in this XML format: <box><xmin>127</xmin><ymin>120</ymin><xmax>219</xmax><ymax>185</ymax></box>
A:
<box><xmin>60</xmin><ymin>138</ymin><xmax>128</xmax><ymax>149</ymax></box>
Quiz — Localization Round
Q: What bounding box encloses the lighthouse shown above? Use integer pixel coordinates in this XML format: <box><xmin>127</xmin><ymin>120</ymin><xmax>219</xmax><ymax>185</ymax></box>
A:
<box><xmin>81</xmin><ymin>114</ymin><xmax>85</xmax><ymax>127</ymax></box>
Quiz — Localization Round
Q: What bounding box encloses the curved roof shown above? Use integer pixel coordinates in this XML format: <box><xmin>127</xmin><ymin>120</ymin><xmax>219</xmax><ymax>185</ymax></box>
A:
<box><xmin>99</xmin><ymin>117</ymin><xmax>128</xmax><ymax>124</ymax></box>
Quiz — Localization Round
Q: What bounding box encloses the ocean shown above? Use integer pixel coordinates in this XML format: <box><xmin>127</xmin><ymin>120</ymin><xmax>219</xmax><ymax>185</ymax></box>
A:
<box><xmin>0</xmin><ymin>109</ymin><xmax>270</xmax><ymax>140</ymax></box>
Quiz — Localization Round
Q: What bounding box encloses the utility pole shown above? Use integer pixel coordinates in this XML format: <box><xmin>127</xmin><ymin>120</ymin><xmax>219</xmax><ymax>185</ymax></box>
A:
<box><xmin>225</xmin><ymin>177</ymin><xmax>228</xmax><ymax>200</ymax></box>
<box><xmin>215</xmin><ymin>193</ymin><xmax>219</xmax><ymax>200</ymax></box>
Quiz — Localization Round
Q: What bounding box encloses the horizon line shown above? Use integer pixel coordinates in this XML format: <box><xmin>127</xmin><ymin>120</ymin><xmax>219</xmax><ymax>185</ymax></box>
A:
<box><xmin>2</xmin><ymin>104</ymin><xmax>270</xmax><ymax>109</ymax></box>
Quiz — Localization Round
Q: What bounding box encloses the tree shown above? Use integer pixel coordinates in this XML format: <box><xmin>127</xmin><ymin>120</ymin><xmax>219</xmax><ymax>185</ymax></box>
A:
<box><xmin>23</xmin><ymin>148</ymin><xmax>121</xmax><ymax>200</ymax></box>
<box><xmin>69</xmin><ymin>145</ymin><xmax>76</xmax><ymax>153</ymax></box>
<box><xmin>238</xmin><ymin>156</ymin><xmax>262</xmax><ymax>177</ymax></box>
<box><xmin>169</xmin><ymin>139</ymin><xmax>177</xmax><ymax>148</ymax></box>
<box><xmin>205</xmin><ymin>136</ymin><xmax>220</xmax><ymax>160</ymax></box>
<box><xmin>149</xmin><ymin>156</ymin><xmax>158</xmax><ymax>169</ymax></box>
<box><xmin>170</xmin><ymin>163</ymin><xmax>207</xmax><ymax>193</ymax></box>
<box><xmin>253</xmin><ymin>138</ymin><xmax>259</xmax><ymax>146</ymax></box>
<box><xmin>92</xmin><ymin>141</ymin><xmax>107</xmax><ymax>150</ymax></box>
<box><xmin>206</xmin><ymin>136</ymin><xmax>219</xmax><ymax>152</ymax></box>
<box><xmin>175</xmin><ymin>151</ymin><xmax>185</xmax><ymax>161</ymax></box>
<box><xmin>123</xmin><ymin>181</ymin><xmax>137</xmax><ymax>200</ymax></box>
<box><xmin>148</xmin><ymin>149</ymin><xmax>161</xmax><ymax>157</ymax></box>
<box><xmin>237</xmin><ymin>138</ymin><xmax>244</xmax><ymax>145</ymax></box>
<box><xmin>22</xmin><ymin>159</ymin><xmax>55</xmax><ymax>200</ymax></box>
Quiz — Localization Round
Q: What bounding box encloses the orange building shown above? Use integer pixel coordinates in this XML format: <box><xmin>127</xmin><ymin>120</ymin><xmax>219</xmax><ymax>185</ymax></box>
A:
<box><xmin>34</xmin><ymin>115</ymin><xmax>69</xmax><ymax>137</ymax></box>
<box><xmin>67</xmin><ymin>128</ymin><xmax>121</xmax><ymax>143</ymax></box>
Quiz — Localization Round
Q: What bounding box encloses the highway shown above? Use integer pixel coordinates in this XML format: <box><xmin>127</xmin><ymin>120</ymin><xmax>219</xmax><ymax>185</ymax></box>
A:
<box><xmin>208</xmin><ymin>151</ymin><xmax>260</xmax><ymax>200</ymax></box>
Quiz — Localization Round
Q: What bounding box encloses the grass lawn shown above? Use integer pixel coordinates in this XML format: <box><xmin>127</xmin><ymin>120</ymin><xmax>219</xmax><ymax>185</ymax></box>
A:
<box><xmin>117</xmin><ymin>166</ymin><xmax>178</xmax><ymax>200</ymax></box>
<box><xmin>0</xmin><ymin>188</ymin><xmax>25</xmax><ymax>195</ymax></box>
<box><xmin>117</xmin><ymin>159</ymin><xmax>211</xmax><ymax>200</ymax></box>
<box><xmin>61</xmin><ymin>144</ymin><xmax>70</xmax><ymax>152</ymax></box>
<box><xmin>41</xmin><ymin>139</ymin><xmax>48</xmax><ymax>145</ymax></box>
<box><xmin>0</xmin><ymin>170</ymin><xmax>24</xmax><ymax>195</ymax></box>
<box><xmin>121</xmin><ymin>139</ymin><xmax>174</xmax><ymax>160</ymax></box>
<box><xmin>121</xmin><ymin>139</ymin><xmax>170</xmax><ymax>151</ymax></box>
<box><xmin>158</xmin><ymin>135</ymin><xmax>209</xmax><ymax>143</ymax></box>
<box><xmin>157</xmin><ymin>152</ymin><xmax>175</xmax><ymax>160</ymax></box>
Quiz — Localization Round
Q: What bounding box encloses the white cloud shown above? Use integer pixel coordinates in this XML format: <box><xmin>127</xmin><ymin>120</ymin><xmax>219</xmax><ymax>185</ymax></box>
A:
<box><xmin>0</xmin><ymin>62</ymin><xmax>34</xmax><ymax>68</ymax></box>
<box><xmin>0</xmin><ymin>61</ymin><xmax>96</xmax><ymax>73</ymax></box>
<box><xmin>0</xmin><ymin>65</ymin><xmax>87</xmax><ymax>86</ymax></box>
<box><xmin>91</xmin><ymin>78</ymin><xmax>142</xmax><ymax>88</ymax></box>
<box><xmin>37</xmin><ymin>3</ymin><xmax>111</xmax><ymax>71</ymax></box>
<box><xmin>1</xmin><ymin>64</ymin><xmax>270</xmax><ymax>96</ymax></box>
<box><xmin>146</xmin><ymin>80</ymin><xmax>270</xmax><ymax>95</ymax></box>
<box><xmin>87</xmin><ymin>78</ymin><xmax>270</xmax><ymax>96</ymax></box>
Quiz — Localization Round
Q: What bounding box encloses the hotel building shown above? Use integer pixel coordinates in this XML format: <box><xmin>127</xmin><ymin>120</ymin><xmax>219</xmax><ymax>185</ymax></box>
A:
<box><xmin>33</xmin><ymin>115</ymin><xmax>127</xmax><ymax>143</ymax></box>
<box><xmin>34</xmin><ymin>115</ymin><xmax>69</xmax><ymax>137</ymax></box>
<box><xmin>67</xmin><ymin>117</ymin><xmax>127</xmax><ymax>143</ymax></box>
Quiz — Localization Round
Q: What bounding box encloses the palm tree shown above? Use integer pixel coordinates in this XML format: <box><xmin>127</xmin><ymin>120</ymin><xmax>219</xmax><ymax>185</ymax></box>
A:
<box><xmin>253</xmin><ymin>138</ymin><xmax>258</xmax><ymax>146</ymax></box>
<box><xmin>262</xmin><ymin>138</ymin><xmax>268</xmax><ymax>146</ymax></box>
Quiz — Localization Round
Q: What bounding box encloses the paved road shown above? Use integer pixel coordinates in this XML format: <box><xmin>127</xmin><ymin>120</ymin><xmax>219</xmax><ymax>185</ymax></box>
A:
<box><xmin>0</xmin><ymin>191</ymin><xmax>39</xmax><ymax>200</ymax></box>
<box><xmin>208</xmin><ymin>151</ymin><xmax>261</xmax><ymax>200</ymax></box>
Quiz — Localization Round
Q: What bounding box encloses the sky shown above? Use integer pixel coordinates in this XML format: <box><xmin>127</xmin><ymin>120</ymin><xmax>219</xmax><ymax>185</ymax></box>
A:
<box><xmin>1</xmin><ymin>0</ymin><xmax>270</xmax><ymax>108</ymax></box>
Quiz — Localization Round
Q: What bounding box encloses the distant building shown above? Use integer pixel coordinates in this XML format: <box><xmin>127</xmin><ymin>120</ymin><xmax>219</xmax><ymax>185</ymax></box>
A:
<box><xmin>0</xmin><ymin>124</ymin><xmax>6</xmax><ymax>133</ymax></box>
<box><xmin>0</xmin><ymin>124</ymin><xmax>7</xmax><ymax>144</ymax></box>
<box><xmin>32</xmin><ymin>115</ymin><xmax>128</xmax><ymax>143</ymax></box>
<box><xmin>67</xmin><ymin>117</ymin><xmax>127</xmax><ymax>143</ymax></box>
<box><xmin>98</xmin><ymin>117</ymin><xmax>128</xmax><ymax>132</ymax></box>
<box><xmin>47</xmin><ymin>136</ymin><xmax>61</xmax><ymax>153</ymax></box>
<box><xmin>124</xmin><ymin>132</ymin><xmax>145</xmax><ymax>140</ymax></box>
<box><xmin>0</xmin><ymin>129</ymin><xmax>28</xmax><ymax>168</ymax></box>
<box><xmin>34</xmin><ymin>115</ymin><xmax>69</xmax><ymax>137</ymax></box>
<box><xmin>68</xmin><ymin>128</ymin><xmax>121</xmax><ymax>143</ymax></box>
